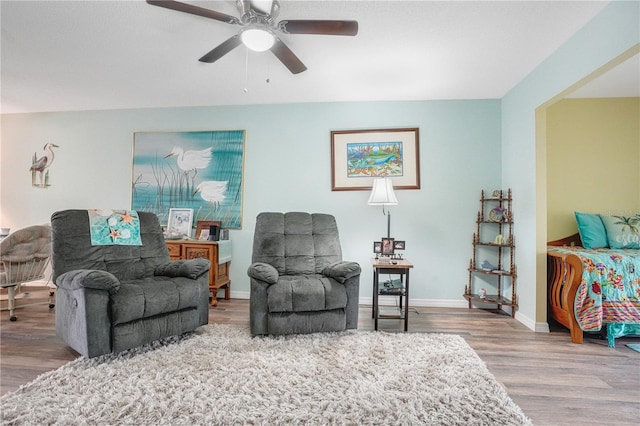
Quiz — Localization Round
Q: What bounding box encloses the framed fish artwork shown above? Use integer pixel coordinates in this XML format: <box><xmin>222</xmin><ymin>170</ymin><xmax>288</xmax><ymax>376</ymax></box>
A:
<box><xmin>330</xmin><ymin>128</ymin><xmax>420</xmax><ymax>191</ymax></box>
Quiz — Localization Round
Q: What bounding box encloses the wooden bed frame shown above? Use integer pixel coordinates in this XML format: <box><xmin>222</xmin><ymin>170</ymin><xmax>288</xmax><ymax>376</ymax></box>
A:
<box><xmin>547</xmin><ymin>233</ymin><xmax>585</xmax><ymax>344</ymax></box>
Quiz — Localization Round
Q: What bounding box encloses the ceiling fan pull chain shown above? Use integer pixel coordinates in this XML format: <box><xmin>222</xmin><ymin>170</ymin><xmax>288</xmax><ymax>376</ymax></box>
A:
<box><xmin>266</xmin><ymin>55</ymin><xmax>271</xmax><ymax>84</ymax></box>
<box><xmin>243</xmin><ymin>48</ymin><xmax>249</xmax><ymax>93</ymax></box>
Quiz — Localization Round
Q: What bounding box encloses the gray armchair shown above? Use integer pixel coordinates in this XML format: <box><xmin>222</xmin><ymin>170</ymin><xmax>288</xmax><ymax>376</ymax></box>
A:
<box><xmin>248</xmin><ymin>212</ymin><xmax>361</xmax><ymax>336</ymax></box>
<box><xmin>51</xmin><ymin>209</ymin><xmax>209</xmax><ymax>358</ymax></box>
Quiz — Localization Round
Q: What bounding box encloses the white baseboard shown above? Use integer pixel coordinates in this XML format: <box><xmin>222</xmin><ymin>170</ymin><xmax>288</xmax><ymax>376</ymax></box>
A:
<box><xmin>225</xmin><ymin>292</ymin><xmax>549</xmax><ymax>333</ymax></box>
<box><xmin>533</xmin><ymin>321</ymin><xmax>550</xmax><ymax>333</ymax></box>
<box><xmin>229</xmin><ymin>291</ymin><xmax>249</xmax><ymax>300</ymax></box>
<box><xmin>511</xmin><ymin>311</ymin><xmax>549</xmax><ymax>333</ymax></box>
<box><xmin>230</xmin><ymin>292</ymin><xmax>469</xmax><ymax>309</ymax></box>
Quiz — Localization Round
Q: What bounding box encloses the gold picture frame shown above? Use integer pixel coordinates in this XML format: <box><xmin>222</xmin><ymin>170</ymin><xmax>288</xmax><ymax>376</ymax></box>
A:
<box><xmin>330</xmin><ymin>128</ymin><xmax>420</xmax><ymax>191</ymax></box>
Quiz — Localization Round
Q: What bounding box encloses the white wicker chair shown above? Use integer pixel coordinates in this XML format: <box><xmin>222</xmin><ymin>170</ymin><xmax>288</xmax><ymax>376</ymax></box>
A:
<box><xmin>0</xmin><ymin>225</ymin><xmax>53</xmax><ymax>321</ymax></box>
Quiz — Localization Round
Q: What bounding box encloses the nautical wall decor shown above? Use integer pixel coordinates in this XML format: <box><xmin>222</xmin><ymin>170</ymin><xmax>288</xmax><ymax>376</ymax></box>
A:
<box><xmin>132</xmin><ymin>130</ymin><xmax>245</xmax><ymax>229</ymax></box>
<box><xmin>30</xmin><ymin>143</ymin><xmax>59</xmax><ymax>188</ymax></box>
<box><xmin>330</xmin><ymin>128</ymin><xmax>420</xmax><ymax>191</ymax></box>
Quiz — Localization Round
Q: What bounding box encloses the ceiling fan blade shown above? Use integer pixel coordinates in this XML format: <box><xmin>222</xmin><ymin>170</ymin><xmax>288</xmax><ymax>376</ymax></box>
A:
<box><xmin>271</xmin><ymin>38</ymin><xmax>307</xmax><ymax>74</ymax></box>
<box><xmin>147</xmin><ymin>0</ymin><xmax>240</xmax><ymax>25</ymax></box>
<box><xmin>279</xmin><ymin>20</ymin><xmax>358</xmax><ymax>36</ymax></box>
<box><xmin>199</xmin><ymin>35</ymin><xmax>243</xmax><ymax>63</ymax></box>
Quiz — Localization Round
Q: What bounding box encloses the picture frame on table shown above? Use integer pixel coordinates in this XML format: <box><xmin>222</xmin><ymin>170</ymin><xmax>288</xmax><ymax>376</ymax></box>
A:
<box><xmin>330</xmin><ymin>127</ymin><xmax>420</xmax><ymax>191</ymax></box>
<box><xmin>394</xmin><ymin>240</ymin><xmax>406</xmax><ymax>250</ymax></box>
<box><xmin>166</xmin><ymin>208</ymin><xmax>194</xmax><ymax>238</ymax></box>
<box><xmin>373</xmin><ymin>241</ymin><xmax>382</xmax><ymax>254</ymax></box>
<box><xmin>196</xmin><ymin>220</ymin><xmax>221</xmax><ymax>241</ymax></box>
<box><xmin>381</xmin><ymin>237</ymin><xmax>395</xmax><ymax>256</ymax></box>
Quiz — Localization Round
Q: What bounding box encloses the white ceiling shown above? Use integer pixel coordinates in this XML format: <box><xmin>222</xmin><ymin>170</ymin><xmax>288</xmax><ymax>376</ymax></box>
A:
<box><xmin>1</xmin><ymin>0</ymin><xmax>635</xmax><ymax>115</ymax></box>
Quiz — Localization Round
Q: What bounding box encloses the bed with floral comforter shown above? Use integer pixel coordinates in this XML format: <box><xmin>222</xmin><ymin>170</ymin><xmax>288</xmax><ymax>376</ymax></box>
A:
<box><xmin>547</xmin><ymin>243</ymin><xmax>640</xmax><ymax>347</ymax></box>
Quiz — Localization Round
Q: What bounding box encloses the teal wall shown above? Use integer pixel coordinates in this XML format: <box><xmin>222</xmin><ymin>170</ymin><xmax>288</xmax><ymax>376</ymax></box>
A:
<box><xmin>1</xmin><ymin>100</ymin><xmax>502</xmax><ymax>305</ymax></box>
<box><xmin>502</xmin><ymin>0</ymin><xmax>640</xmax><ymax>327</ymax></box>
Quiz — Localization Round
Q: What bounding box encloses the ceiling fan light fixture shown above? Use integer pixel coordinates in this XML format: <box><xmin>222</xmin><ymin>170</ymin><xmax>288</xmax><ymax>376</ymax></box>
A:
<box><xmin>241</xmin><ymin>28</ymin><xmax>275</xmax><ymax>52</ymax></box>
<box><xmin>146</xmin><ymin>0</ymin><xmax>358</xmax><ymax>73</ymax></box>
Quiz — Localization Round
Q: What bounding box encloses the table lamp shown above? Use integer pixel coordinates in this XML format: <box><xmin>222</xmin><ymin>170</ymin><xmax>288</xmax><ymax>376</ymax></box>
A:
<box><xmin>368</xmin><ymin>177</ymin><xmax>398</xmax><ymax>238</ymax></box>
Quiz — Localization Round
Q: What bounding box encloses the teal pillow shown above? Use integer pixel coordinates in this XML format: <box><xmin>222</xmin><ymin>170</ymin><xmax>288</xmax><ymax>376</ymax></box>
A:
<box><xmin>574</xmin><ymin>212</ymin><xmax>608</xmax><ymax>249</ymax></box>
<box><xmin>599</xmin><ymin>215</ymin><xmax>640</xmax><ymax>249</ymax></box>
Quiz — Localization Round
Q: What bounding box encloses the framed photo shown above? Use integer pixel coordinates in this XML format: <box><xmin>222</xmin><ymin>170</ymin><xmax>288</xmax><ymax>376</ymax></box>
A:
<box><xmin>196</xmin><ymin>220</ymin><xmax>220</xmax><ymax>240</ymax></box>
<box><xmin>394</xmin><ymin>240</ymin><xmax>406</xmax><ymax>250</ymax></box>
<box><xmin>381</xmin><ymin>237</ymin><xmax>395</xmax><ymax>255</ymax></box>
<box><xmin>373</xmin><ymin>241</ymin><xmax>382</xmax><ymax>254</ymax></box>
<box><xmin>132</xmin><ymin>130</ymin><xmax>245</xmax><ymax>228</ymax></box>
<box><xmin>167</xmin><ymin>208</ymin><xmax>193</xmax><ymax>237</ymax></box>
<box><xmin>330</xmin><ymin>128</ymin><xmax>420</xmax><ymax>191</ymax></box>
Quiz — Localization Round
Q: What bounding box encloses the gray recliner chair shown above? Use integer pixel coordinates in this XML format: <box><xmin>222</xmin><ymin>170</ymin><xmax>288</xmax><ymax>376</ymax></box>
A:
<box><xmin>248</xmin><ymin>212</ymin><xmax>361</xmax><ymax>336</ymax></box>
<box><xmin>51</xmin><ymin>209</ymin><xmax>210</xmax><ymax>358</ymax></box>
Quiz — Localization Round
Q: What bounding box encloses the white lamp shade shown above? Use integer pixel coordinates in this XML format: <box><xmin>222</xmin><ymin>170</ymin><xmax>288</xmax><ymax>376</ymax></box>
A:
<box><xmin>367</xmin><ymin>178</ymin><xmax>398</xmax><ymax>205</ymax></box>
<box><xmin>241</xmin><ymin>28</ymin><xmax>275</xmax><ymax>52</ymax></box>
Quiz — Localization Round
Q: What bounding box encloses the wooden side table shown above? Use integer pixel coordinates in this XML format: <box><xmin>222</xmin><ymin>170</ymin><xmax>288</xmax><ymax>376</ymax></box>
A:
<box><xmin>372</xmin><ymin>258</ymin><xmax>414</xmax><ymax>331</ymax></box>
<box><xmin>165</xmin><ymin>240</ymin><xmax>231</xmax><ymax>307</ymax></box>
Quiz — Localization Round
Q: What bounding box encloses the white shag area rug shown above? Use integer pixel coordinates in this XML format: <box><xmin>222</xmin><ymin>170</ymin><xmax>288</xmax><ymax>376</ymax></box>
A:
<box><xmin>1</xmin><ymin>324</ymin><xmax>532</xmax><ymax>425</ymax></box>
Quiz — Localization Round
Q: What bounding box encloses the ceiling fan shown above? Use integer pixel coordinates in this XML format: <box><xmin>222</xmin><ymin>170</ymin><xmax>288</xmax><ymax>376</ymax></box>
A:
<box><xmin>147</xmin><ymin>0</ymin><xmax>359</xmax><ymax>74</ymax></box>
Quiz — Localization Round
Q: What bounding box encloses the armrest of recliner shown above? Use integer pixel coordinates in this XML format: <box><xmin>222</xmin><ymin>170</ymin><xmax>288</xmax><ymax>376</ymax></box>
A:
<box><xmin>248</xmin><ymin>262</ymin><xmax>279</xmax><ymax>336</ymax></box>
<box><xmin>322</xmin><ymin>261</ymin><xmax>361</xmax><ymax>283</ymax></box>
<box><xmin>154</xmin><ymin>258</ymin><xmax>210</xmax><ymax>280</ymax></box>
<box><xmin>247</xmin><ymin>262</ymin><xmax>279</xmax><ymax>285</ymax></box>
<box><xmin>55</xmin><ymin>269</ymin><xmax>121</xmax><ymax>294</ymax></box>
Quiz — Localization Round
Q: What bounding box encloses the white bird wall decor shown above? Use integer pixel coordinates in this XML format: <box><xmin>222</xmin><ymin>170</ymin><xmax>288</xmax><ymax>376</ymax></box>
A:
<box><xmin>165</xmin><ymin>146</ymin><xmax>212</xmax><ymax>174</ymax></box>
<box><xmin>194</xmin><ymin>180</ymin><xmax>228</xmax><ymax>207</ymax></box>
<box><xmin>165</xmin><ymin>146</ymin><xmax>213</xmax><ymax>197</ymax></box>
<box><xmin>29</xmin><ymin>143</ymin><xmax>59</xmax><ymax>188</ymax></box>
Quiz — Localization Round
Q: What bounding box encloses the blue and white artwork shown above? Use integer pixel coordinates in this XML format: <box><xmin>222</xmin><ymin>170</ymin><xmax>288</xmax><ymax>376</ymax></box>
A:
<box><xmin>346</xmin><ymin>141</ymin><xmax>404</xmax><ymax>178</ymax></box>
<box><xmin>132</xmin><ymin>130</ymin><xmax>245</xmax><ymax>229</ymax></box>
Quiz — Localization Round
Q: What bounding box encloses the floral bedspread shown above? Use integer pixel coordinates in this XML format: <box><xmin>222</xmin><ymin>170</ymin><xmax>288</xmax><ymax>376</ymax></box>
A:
<box><xmin>548</xmin><ymin>246</ymin><xmax>640</xmax><ymax>334</ymax></box>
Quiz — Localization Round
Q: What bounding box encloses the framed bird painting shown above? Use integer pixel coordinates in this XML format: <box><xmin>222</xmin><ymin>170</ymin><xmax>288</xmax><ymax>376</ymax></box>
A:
<box><xmin>131</xmin><ymin>130</ymin><xmax>245</xmax><ymax>229</ymax></box>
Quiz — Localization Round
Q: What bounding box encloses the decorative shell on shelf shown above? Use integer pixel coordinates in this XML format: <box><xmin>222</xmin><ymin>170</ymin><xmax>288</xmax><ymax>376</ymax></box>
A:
<box><xmin>481</xmin><ymin>260</ymin><xmax>496</xmax><ymax>271</ymax></box>
<box><xmin>488</xmin><ymin>207</ymin><xmax>504</xmax><ymax>222</ymax></box>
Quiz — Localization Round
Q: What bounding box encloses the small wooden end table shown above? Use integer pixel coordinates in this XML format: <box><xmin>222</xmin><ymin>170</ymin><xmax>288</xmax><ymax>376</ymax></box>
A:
<box><xmin>165</xmin><ymin>240</ymin><xmax>231</xmax><ymax>306</ymax></box>
<box><xmin>371</xmin><ymin>258</ymin><xmax>414</xmax><ymax>331</ymax></box>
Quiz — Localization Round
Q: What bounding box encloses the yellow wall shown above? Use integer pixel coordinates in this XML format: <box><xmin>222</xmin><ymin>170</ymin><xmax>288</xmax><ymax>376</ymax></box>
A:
<box><xmin>546</xmin><ymin>98</ymin><xmax>640</xmax><ymax>241</ymax></box>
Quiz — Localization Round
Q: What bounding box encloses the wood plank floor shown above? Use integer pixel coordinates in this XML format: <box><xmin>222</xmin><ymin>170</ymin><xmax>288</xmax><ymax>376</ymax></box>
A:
<box><xmin>1</xmin><ymin>295</ymin><xmax>639</xmax><ymax>425</ymax></box>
